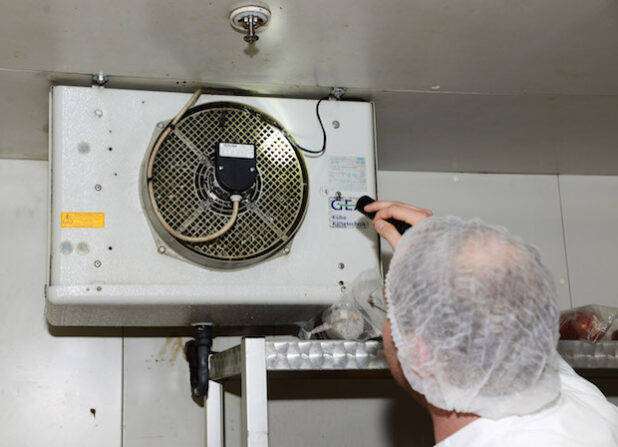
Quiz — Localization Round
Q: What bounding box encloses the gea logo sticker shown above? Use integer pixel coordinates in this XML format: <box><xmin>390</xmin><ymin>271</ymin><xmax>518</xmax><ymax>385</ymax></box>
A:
<box><xmin>328</xmin><ymin>196</ymin><xmax>367</xmax><ymax>229</ymax></box>
<box><xmin>330</xmin><ymin>198</ymin><xmax>356</xmax><ymax>211</ymax></box>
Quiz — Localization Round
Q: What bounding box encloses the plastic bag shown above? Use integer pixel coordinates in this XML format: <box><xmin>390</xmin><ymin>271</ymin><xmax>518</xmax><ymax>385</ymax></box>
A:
<box><xmin>298</xmin><ymin>269</ymin><xmax>386</xmax><ymax>341</ymax></box>
<box><xmin>559</xmin><ymin>305</ymin><xmax>618</xmax><ymax>342</ymax></box>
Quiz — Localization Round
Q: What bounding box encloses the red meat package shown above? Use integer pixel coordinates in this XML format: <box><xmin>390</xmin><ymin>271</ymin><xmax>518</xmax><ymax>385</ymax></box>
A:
<box><xmin>559</xmin><ymin>305</ymin><xmax>618</xmax><ymax>342</ymax></box>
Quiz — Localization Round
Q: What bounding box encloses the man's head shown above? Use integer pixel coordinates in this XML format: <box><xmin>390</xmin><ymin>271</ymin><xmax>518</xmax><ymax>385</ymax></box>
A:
<box><xmin>384</xmin><ymin>216</ymin><xmax>560</xmax><ymax>419</ymax></box>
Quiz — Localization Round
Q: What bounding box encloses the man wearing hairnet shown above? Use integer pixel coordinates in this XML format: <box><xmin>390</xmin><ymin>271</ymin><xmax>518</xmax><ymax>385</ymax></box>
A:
<box><xmin>365</xmin><ymin>200</ymin><xmax>618</xmax><ymax>446</ymax></box>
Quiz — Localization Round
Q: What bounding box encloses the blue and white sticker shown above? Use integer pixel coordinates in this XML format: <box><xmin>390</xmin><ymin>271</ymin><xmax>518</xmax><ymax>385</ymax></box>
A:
<box><xmin>329</xmin><ymin>196</ymin><xmax>369</xmax><ymax>229</ymax></box>
<box><xmin>328</xmin><ymin>157</ymin><xmax>367</xmax><ymax>191</ymax></box>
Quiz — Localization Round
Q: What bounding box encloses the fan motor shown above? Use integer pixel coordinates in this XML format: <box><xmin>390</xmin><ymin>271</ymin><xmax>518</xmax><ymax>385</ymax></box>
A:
<box><xmin>142</xmin><ymin>102</ymin><xmax>309</xmax><ymax>269</ymax></box>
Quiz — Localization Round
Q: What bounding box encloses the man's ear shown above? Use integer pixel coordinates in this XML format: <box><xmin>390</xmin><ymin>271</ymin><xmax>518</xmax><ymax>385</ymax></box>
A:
<box><xmin>400</xmin><ymin>332</ymin><xmax>432</xmax><ymax>373</ymax></box>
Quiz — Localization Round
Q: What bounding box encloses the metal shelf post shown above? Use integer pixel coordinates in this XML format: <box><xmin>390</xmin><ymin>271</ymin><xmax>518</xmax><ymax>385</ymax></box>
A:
<box><xmin>241</xmin><ymin>338</ymin><xmax>269</xmax><ymax>447</ymax></box>
<box><xmin>205</xmin><ymin>381</ymin><xmax>224</xmax><ymax>447</ymax></box>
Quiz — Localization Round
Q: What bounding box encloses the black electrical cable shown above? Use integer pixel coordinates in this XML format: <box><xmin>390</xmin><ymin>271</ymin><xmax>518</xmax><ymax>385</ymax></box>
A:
<box><xmin>271</xmin><ymin>95</ymin><xmax>329</xmax><ymax>157</ymax></box>
<box><xmin>288</xmin><ymin>95</ymin><xmax>367</xmax><ymax>156</ymax></box>
<box><xmin>287</xmin><ymin>96</ymin><xmax>329</xmax><ymax>156</ymax></box>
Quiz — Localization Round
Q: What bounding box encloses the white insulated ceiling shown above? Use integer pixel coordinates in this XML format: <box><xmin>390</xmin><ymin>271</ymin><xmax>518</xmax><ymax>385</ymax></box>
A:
<box><xmin>0</xmin><ymin>0</ymin><xmax>617</xmax><ymax>172</ymax></box>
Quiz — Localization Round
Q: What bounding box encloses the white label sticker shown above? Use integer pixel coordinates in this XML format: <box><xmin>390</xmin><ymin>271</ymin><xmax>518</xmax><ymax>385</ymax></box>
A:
<box><xmin>219</xmin><ymin>143</ymin><xmax>255</xmax><ymax>159</ymax></box>
<box><xmin>328</xmin><ymin>157</ymin><xmax>367</xmax><ymax>191</ymax></box>
<box><xmin>329</xmin><ymin>196</ymin><xmax>369</xmax><ymax>229</ymax></box>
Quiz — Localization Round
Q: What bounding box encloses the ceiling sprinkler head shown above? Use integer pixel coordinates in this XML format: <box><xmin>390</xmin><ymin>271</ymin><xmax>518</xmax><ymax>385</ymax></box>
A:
<box><xmin>229</xmin><ymin>3</ymin><xmax>271</xmax><ymax>44</ymax></box>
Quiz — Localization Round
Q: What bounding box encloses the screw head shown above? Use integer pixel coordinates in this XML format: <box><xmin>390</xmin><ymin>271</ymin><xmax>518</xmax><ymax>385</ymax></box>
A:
<box><xmin>94</xmin><ymin>184</ymin><xmax>102</xmax><ymax>191</ymax></box>
<box><xmin>338</xmin><ymin>262</ymin><xmax>345</xmax><ymax>269</ymax></box>
<box><xmin>158</xmin><ymin>246</ymin><xmax>166</xmax><ymax>254</ymax></box>
<box><xmin>332</xmin><ymin>120</ymin><xmax>340</xmax><ymax>129</ymax></box>
<box><xmin>96</xmin><ymin>286</ymin><xmax>102</xmax><ymax>291</ymax></box>
<box><xmin>157</xmin><ymin>122</ymin><xmax>165</xmax><ymax>129</ymax></box>
<box><xmin>94</xmin><ymin>260</ymin><xmax>102</xmax><ymax>268</ymax></box>
<box><xmin>330</xmin><ymin>87</ymin><xmax>346</xmax><ymax>100</ymax></box>
<box><xmin>283</xmin><ymin>247</ymin><xmax>290</xmax><ymax>255</ymax></box>
<box><xmin>92</xmin><ymin>72</ymin><xmax>108</xmax><ymax>86</ymax></box>
<box><xmin>94</xmin><ymin>109</ymin><xmax>103</xmax><ymax>118</ymax></box>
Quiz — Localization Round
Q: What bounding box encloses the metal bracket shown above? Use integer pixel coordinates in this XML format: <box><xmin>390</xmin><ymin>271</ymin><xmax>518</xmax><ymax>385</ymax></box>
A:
<box><xmin>185</xmin><ymin>324</ymin><xmax>214</xmax><ymax>399</ymax></box>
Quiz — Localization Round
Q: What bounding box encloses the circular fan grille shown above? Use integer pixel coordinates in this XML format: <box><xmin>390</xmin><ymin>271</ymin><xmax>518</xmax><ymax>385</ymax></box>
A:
<box><xmin>143</xmin><ymin>102</ymin><xmax>309</xmax><ymax>269</ymax></box>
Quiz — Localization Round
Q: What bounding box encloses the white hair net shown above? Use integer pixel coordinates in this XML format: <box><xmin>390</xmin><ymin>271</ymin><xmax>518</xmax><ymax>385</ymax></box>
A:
<box><xmin>385</xmin><ymin>216</ymin><xmax>561</xmax><ymax>419</ymax></box>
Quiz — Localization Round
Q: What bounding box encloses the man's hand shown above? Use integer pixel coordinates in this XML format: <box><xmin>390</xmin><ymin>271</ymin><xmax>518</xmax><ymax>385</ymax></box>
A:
<box><xmin>364</xmin><ymin>201</ymin><xmax>433</xmax><ymax>250</ymax></box>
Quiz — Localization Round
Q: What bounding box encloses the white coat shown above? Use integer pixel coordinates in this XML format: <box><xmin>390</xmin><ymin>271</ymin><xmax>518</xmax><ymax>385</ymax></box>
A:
<box><xmin>436</xmin><ymin>357</ymin><xmax>618</xmax><ymax>446</ymax></box>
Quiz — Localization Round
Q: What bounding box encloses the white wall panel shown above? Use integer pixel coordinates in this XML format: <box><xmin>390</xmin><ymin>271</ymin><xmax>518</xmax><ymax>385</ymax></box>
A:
<box><xmin>377</xmin><ymin>171</ymin><xmax>572</xmax><ymax>309</ymax></box>
<box><xmin>123</xmin><ymin>333</ymin><xmax>204</xmax><ymax>447</ymax></box>
<box><xmin>559</xmin><ymin>176</ymin><xmax>618</xmax><ymax>308</ymax></box>
<box><xmin>0</xmin><ymin>159</ymin><xmax>122</xmax><ymax>446</ymax></box>
<box><xmin>0</xmin><ymin>70</ymin><xmax>50</xmax><ymax>160</ymax></box>
<box><xmin>1</xmin><ymin>161</ymin><xmax>617</xmax><ymax>447</ymax></box>
<box><xmin>220</xmin><ymin>378</ymin><xmax>434</xmax><ymax>447</ymax></box>
<box><xmin>267</xmin><ymin>391</ymin><xmax>433</xmax><ymax>447</ymax></box>
<box><xmin>375</xmin><ymin>92</ymin><xmax>618</xmax><ymax>174</ymax></box>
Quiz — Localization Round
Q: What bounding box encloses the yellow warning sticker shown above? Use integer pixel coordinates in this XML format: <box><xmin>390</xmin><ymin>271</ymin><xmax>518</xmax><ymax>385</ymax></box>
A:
<box><xmin>61</xmin><ymin>212</ymin><xmax>105</xmax><ymax>228</ymax></box>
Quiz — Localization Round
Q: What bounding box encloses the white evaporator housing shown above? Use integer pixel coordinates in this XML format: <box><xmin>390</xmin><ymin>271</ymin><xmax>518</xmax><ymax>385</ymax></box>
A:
<box><xmin>46</xmin><ymin>86</ymin><xmax>380</xmax><ymax>326</ymax></box>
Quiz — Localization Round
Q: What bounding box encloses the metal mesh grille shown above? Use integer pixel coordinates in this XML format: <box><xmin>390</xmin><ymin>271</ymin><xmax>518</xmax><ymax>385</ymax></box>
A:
<box><xmin>148</xmin><ymin>103</ymin><xmax>308</xmax><ymax>266</ymax></box>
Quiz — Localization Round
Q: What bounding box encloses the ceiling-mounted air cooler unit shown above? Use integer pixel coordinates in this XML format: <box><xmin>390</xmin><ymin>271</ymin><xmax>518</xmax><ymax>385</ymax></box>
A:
<box><xmin>46</xmin><ymin>86</ymin><xmax>379</xmax><ymax>326</ymax></box>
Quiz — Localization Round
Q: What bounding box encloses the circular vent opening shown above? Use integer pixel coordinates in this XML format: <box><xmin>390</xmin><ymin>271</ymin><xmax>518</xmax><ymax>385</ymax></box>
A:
<box><xmin>142</xmin><ymin>102</ymin><xmax>309</xmax><ymax>269</ymax></box>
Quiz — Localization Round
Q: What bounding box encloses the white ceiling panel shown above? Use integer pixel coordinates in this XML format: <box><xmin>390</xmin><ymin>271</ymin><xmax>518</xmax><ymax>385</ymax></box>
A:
<box><xmin>1</xmin><ymin>1</ymin><xmax>617</xmax><ymax>172</ymax></box>
<box><xmin>0</xmin><ymin>0</ymin><xmax>617</xmax><ymax>94</ymax></box>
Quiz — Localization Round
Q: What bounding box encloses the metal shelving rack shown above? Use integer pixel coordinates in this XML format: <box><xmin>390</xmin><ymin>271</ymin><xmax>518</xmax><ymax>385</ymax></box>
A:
<box><xmin>557</xmin><ymin>340</ymin><xmax>618</xmax><ymax>369</ymax></box>
<box><xmin>205</xmin><ymin>337</ymin><xmax>618</xmax><ymax>447</ymax></box>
